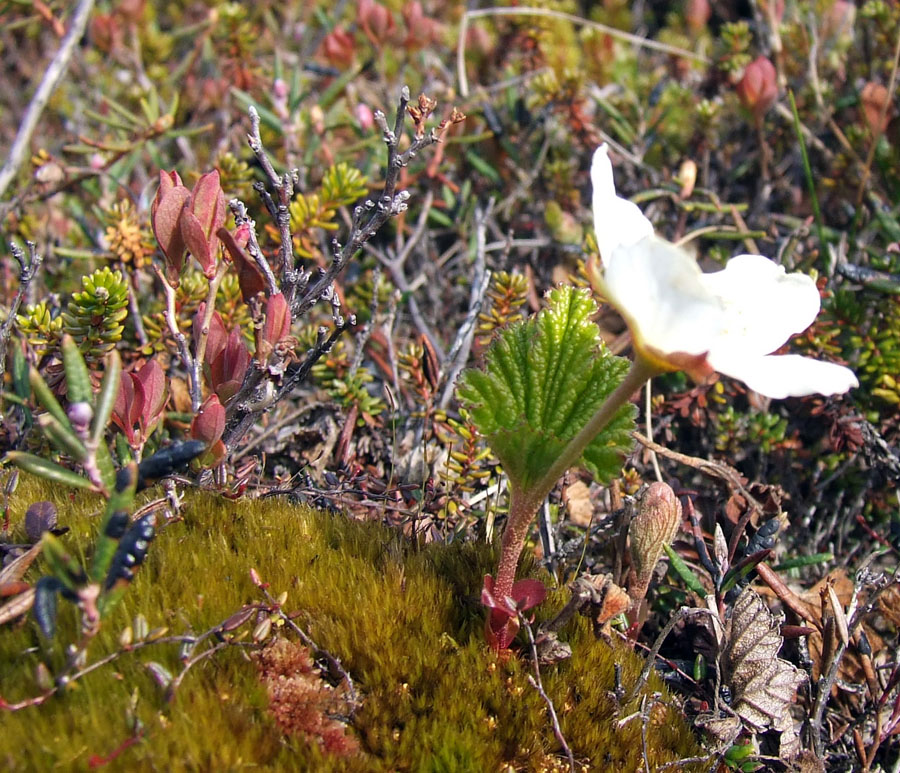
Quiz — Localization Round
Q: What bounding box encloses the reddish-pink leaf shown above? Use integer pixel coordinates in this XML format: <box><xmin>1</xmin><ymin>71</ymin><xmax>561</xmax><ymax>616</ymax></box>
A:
<box><xmin>511</xmin><ymin>579</ymin><xmax>547</xmax><ymax>612</ymax></box>
<box><xmin>218</xmin><ymin>226</ymin><xmax>265</xmax><ymax>303</ymax></box>
<box><xmin>191</xmin><ymin>170</ymin><xmax>227</xmax><ymax>241</ymax></box>
<box><xmin>262</xmin><ymin>292</ymin><xmax>291</xmax><ymax>346</ymax></box>
<box><xmin>210</xmin><ymin>327</ymin><xmax>250</xmax><ymax>403</ymax></box>
<box><xmin>179</xmin><ymin>208</ymin><xmax>215</xmax><ymax>276</ymax></box>
<box><xmin>190</xmin><ymin>394</ymin><xmax>225</xmax><ymax>446</ymax></box>
<box><xmin>195</xmin><ymin>305</ymin><xmax>227</xmax><ymax>366</ymax></box>
<box><xmin>151</xmin><ymin>181</ymin><xmax>190</xmax><ymax>281</ymax></box>
<box><xmin>134</xmin><ymin>359</ymin><xmax>168</xmax><ymax>432</ymax></box>
<box><xmin>112</xmin><ymin>373</ymin><xmax>141</xmax><ymax>444</ymax></box>
<box><xmin>150</xmin><ymin>170</ymin><xmax>183</xmax><ymax>222</ymax></box>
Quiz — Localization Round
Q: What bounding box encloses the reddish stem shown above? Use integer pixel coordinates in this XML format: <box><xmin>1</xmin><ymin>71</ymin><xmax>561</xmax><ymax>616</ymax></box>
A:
<box><xmin>494</xmin><ymin>486</ymin><xmax>541</xmax><ymax>604</ymax></box>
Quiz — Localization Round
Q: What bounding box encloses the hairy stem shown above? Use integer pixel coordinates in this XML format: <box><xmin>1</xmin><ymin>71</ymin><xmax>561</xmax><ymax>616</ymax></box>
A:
<box><xmin>493</xmin><ymin>357</ymin><xmax>657</xmax><ymax>603</ymax></box>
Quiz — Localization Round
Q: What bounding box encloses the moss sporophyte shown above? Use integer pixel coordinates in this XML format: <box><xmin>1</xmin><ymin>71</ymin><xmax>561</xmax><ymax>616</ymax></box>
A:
<box><xmin>459</xmin><ymin>144</ymin><xmax>858</xmax><ymax>651</ymax></box>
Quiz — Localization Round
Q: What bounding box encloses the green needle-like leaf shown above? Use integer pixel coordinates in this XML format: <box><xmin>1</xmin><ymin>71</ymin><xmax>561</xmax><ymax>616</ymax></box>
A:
<box><xmin>458</xmin><ymin>286</ymin><xmax>635</xmax><ymax>491</ymax></box>
<box><xmin>29</xmin><ymin>367</ymin><xmax>69</xmax><ymax>427</ymax></box>
<box><xmin>92</xmin><ymin>351</ymin><xmax>121</xmax><ymax>448</ymax></box>
<box><xmin>62</xmin><ymin>334</ymin><xmax>93</xmax><ymax>404</ymax></box>
<box><xmin>41</xmin><ymin>532</ymin><xmax>88</xmax><ymax>593</ymax></box>
<box><xmin>5</xmin><ymin>452</ymin><xmax>94</xmax><ymax>491</ymax></box>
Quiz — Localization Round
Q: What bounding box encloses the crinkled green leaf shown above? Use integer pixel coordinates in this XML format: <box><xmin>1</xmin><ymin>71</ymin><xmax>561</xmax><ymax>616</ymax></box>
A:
<box><xmin>458</xmin><ymin>286</ymin><xmax>635</xmax><ymax>490</ymax></box>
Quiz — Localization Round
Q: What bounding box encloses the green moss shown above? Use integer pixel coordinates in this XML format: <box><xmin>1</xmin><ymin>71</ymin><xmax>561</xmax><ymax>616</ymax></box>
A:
<box><xmin>1</xmin><ymin>475</ymin><xmax>703</xmax><ymax>771</ymax></box>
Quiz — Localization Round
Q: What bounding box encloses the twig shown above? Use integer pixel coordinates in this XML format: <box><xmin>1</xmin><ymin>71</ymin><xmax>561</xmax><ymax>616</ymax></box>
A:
<box><xmin>152</xmin><ymin>265</ymin><xmax>200</xmax><ymax>411</ymax></box>
<box><xmin>628</xmin><ymin>606</ymin><xmax>716</xmax><ymax>702</ymax></box>
<box><xmin>192</xmin><ymin>261</ymin><xmax>230</xmax><ymax>383</ymax></box>
<box><xmin>631</xmin><ymin>430</ymin><xmax>764</xmax><ymax>512</ymax></box>
<box><xmin>0</xmin><ymin>242</ymin><xmax>43</xmax><ymax>386</ymax></box>
<box><xmin>0</xmin><ymin>0</ymin><xmax>96</xmax><ymax>200</ymax></box>
<box><xmin>438</xmin><ymin>200</ymin><xmax>492</xmax><ymax>408</ymax></box>
<box><xmin>520</xmin><ymin>612</ymin><xmax>575</xmax><ymax>772</ymax></box>
<box><xmin>639</xmin><ymin>695</ymin><xmax>652</xmax><ymax>773</ymax></box>
<box><xmin>222</xmin><ymin>88</ymin><xmax>444</xmax><ymax>453</ymax></box>
<box><xmin>809</xmin><ymin>567</ymin><xmax>894</xmax><ymax>758</ymax></box>
<box><xmin>229</xmin><ymin>199</ymin><xmax>279</xmax><ymax>295</ymax></box>
<box><xmin>368</xmin><ymin>190</ymin><xmax>445</xmax><ymax>360</ymax></box>
<box><xmin>246</xmin><ymin>107</ymin><xmax>295</xmax><ymax>297</ymax></box>
<box><xmin>255</xmin><ymin>573</ymin><xmax>359</xmax><ymax>710</ymax></box>
<box><xmin>643</xmin><ymin>380</ymin><xmax>662</xmax><ymax>483</ymax></box>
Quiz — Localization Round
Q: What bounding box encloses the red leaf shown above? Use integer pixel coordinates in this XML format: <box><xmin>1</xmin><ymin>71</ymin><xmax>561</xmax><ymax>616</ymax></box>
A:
<box><xmin>210</xmin><ymin>328</ymin><xmax>250</xmax><ymax>403</ymax></box>
<box><xmin>191</xmin><ymin>170</ymin><xmax>227</xmax><ymax>241</ymax></box>
<box><xmin>195</xmin><ymin>305</ymin><xmax>227</xmax><ymax>366</ymax></box>
<box><xmin>510</xmin><ymin>579</ymin><xmax>547</xmax><ymax>612</ymax></box>
<box><xmin>262</xmin><ymin>292</ymin><xmax>291</xmax><ymax>347</ymax></box>
<box><xmin>218</xmin><ymin>226</ymin><xmax>266</xmax><ymax>303</ymax></box>
<box><xmin>150</xmin><ymin>172</ymin><xmax>190</xmax><ymax>281</ymax></box>
<box><xmin>190</xmin><ymin>394</ymin><xmax>225</xmax><ymax>447</ymax></box>
<box><xmin>134</xmin><ymin>359</ymin><xmax>168</xmax><ymax>433</ymax></box>
<box><xmin>179</xmin><ymin>208</ymin><xmax>215</xmax><ymax>276</ymax></box>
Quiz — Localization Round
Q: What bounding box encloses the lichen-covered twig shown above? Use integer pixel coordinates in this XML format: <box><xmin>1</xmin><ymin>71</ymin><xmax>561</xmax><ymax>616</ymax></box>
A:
<box><xmin>152</xmin><ymin>264</ymin><xmax>200</xmax><ymax>411</ymax></box>
<box><xmin>222</xmin><ymin>88</ymin><xmax>451</xmax><ymax>455</ymax></box>
<box><xmin>438</xmin><ymin>200</ymin><xmax>491</xmax><ymax>408</ymax></box>
<box><xmin>0</xmin><ymin>241</ymin><xmax>43</xmax><ymax>386</ymax></box>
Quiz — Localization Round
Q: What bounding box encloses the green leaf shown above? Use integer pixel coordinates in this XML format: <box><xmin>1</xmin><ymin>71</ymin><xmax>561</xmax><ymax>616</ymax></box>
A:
<box><xmin>664</xmin><ymin>543</ymin><xmax>707</xmax><ymax>597</ymax></box>
<box><xmin>5</xmin><ymin>452</ymin><xmax>94</xmax><ymax>491</ymax></box>
<box><xmin>457</xmin><ymin>286</ymin><xmax>635</xmax><ymax>491</ymax></box>
<box><xmin>41</xmin><ymin>532</ymin><xmax>87</xmax><ymax>592</ymax></box>
<box><xmin>38</xmin><ymin>413</ymin><xmax>87</xmax><ymax>462</ymax></box>
<box><xmin>62</xmin><ymin>335</ymin><xmax>92</xmax><ymax>404</ymax></box>
<box><xmin>29</xmin><ymin>367</ymin><xmax>69</xmax><ymax>427</ymax></box>
<box><xmin>92</xmin><ymin>351</ymin><xmax>121</xmax><ymax>449</ymax></box>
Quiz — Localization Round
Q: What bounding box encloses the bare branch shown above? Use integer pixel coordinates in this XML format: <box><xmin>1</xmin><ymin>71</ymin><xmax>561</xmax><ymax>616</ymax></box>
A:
<box><xmin>0</xmin><ymin>0</ymin><xmax>96</xmax><ymax>200</ymax></box>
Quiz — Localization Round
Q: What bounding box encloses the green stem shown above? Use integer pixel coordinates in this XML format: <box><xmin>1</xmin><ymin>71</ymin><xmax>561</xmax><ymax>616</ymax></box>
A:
<box><xmin>531</xmin><ymin>357</ymin><xmax>657</xmax><ymax>505</ymax></box>
<box><xmin>492</xmin><ymin>357</ymin><xmax>658</xmax><ymax>603</ymax></box>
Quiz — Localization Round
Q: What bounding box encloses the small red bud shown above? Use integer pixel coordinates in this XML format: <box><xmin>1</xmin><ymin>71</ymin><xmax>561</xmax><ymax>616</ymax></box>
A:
<box><xmin>354</xmin><ymin>103</ymin><xmax>375</xmax><ymax>132</ymax></box>
<box><xmin>685</xmin><ymin>0</ymin><xmax>710</xmax><ymax>34</ymax></box>
<box><xmin>736</xmin><ymin>56</ymin><xmax>778</xmax><ymax>123</ymax></box>
<box><xmin>358</xmin><ymin>0</ymin><xmax>395</xmax><ymax>47</ymax></box>
<box><xmin>860</xmin><ymin>82</ymin><xmax>892</xmax><ymax>135</ymax></box>
<box><xmin>321</xmin><ymin>26</ymin><xmax>355</xmax><ymax>69</ymax></box>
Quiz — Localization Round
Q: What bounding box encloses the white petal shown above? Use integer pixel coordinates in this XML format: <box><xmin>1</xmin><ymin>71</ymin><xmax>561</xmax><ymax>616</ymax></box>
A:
<box><xmin>591</xmin><ymin>144</ymin><xmax>653</xmax><ymax>263</ymax></box>
<box><xmin>709</xmin><ymin>352</ymin><xmax>859</xmax><ymax>398</ymax></box>
<box><xmin>605</xmin><ymin>236</ymin><xmax>724</xmax><ymax>356</ymax></box>
<box><xmin>701</xmin><ymin>255</ymin><xmax>821</xmax><ymax>357</ymax></box>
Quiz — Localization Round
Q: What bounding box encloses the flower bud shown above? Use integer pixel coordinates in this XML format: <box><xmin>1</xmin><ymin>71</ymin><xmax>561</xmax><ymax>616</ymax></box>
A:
<box><xmin>358</xmin><ymin>0</ymin><xmax>395</xmax><ymax>47</ymax></box>
<box><xmin>321</xmin><ymin>26</ymin><xmax>355</xmax><ymax>69</ymax></box>
<box><xmin>355</xmin><ymin>103</ymin><xmax>375</xmax><ymax>132</ymax></box>
<box><xmin>67</xmin><ymin>401</ymin><xmax>93</xmax><ymax>434</ymax></box>
<box><xmin>628</xmin><ymin>482</ymin><xmax>682</xmax><ymax>602</ymax></box>
<box><xmin>736</xmin><ymin>57</ymin><xmax>778</xmax><ymax>123</ymax></box>
<box><xmin>685</xmin><ymin>0</ymin><xmax>710</xmax><ymax>34</ymax></box>
<box><xmin>860</xmin><ymin>82</ymin><xmax>891</xmax><ymax>135</ymax></box>
<box><xmin>678</xmin><ymin>159</ymin><xmax>698</xmax><ymax>199</ymax></box>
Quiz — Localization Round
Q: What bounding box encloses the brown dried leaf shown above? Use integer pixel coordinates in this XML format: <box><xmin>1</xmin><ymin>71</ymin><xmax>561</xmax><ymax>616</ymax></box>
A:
<box><xmin>723</xmin><ymin>588</ymin><xmax>806</xmax><ymax>738</ymax></box>
<box><xmin>0</xmin><ymin>587</ymin><xmax>36</xmax><ymax>626</ymax></box>
<box><xmin>562</xmin><ymin>480</ymin><xmax>593</xmax><ymax>527</ymax></box>
<box><xmin>0</xmin><ymin>542</ymin><xmax>43</xmax><ymax>586</ymax></box>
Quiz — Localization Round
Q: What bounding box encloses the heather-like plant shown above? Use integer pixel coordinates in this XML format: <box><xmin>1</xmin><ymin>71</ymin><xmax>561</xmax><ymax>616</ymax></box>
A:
<box><xmin>2</xmin><ymin>336</ymin><xmax>203</xmax><ymax>653</ymax></box>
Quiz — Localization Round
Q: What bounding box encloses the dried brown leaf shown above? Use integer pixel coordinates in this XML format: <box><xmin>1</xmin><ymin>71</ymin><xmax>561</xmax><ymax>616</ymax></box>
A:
<box><xmin>0</xmin><ymin>542</ymin><xmax>43</xmax><ymax>586</ymax></box>
<box><xmin>0</xmin><ymin>587</ymin><xmax>36</xmax><ymax>626</ymax></box>
<box><xmin>723</xmin><ymin>588</ymin><xmax>806</xmax><ymax>738</ymax></box>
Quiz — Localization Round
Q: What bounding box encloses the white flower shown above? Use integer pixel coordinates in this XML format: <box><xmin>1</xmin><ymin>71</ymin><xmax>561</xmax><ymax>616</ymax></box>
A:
<box><xmin>588</xmin><ymin>144</ymin><xmax>858</xmax><ymax>399</ymax></box>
